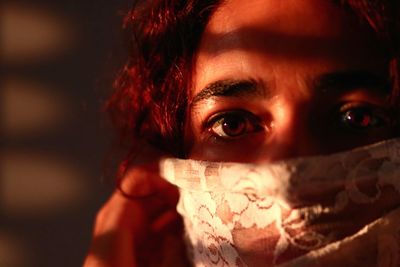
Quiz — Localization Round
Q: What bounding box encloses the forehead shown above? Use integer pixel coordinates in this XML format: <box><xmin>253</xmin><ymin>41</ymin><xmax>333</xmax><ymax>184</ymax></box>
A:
<box><xmin>206</xmin><ymin>0</ymin><xmax>353</xmax><ymax>39</ymax></box>
<box><xmin>192</xmin><ymin>0</ymin><xmax>386</xmax><ymax>95</ymax></box>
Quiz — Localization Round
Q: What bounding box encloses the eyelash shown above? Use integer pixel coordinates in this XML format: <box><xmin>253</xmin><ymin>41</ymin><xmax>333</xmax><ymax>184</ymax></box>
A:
<box><xmin>203</xmin><ymin>103</ymin><xmax>394</xmax><ymax>141</ymax></box>
<box><xmin>334</xmin><ymin>102</ymin><xmax>393</xmax><ymax>131</ymax></box>
<box><xmin>204</xmin><ymin>109</ymin><xmax>265</xmax><ymax>140</ymax></box>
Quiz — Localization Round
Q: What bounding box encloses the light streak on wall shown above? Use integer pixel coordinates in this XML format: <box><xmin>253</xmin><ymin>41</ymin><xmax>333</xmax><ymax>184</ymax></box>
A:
<box><xmin>1</xmin><ymin>151</ymin><xmax>88</xmax><ymax>217</ymax></box>
<box><xmin>1</xmin><ymin>0</ymin><xmax>120</xmax><ymax>265</ymax></box>
<box><xmin>0</xmin><ymin>231</ymin><xmax>31</xmax><ymax>267</ymax></box>
<box><xmin>1</xmin><ymin>3</ymin><xmax>76</xmax><ymax>64</ymax></box>
<box><xmin>2</xmin><ymin>78</ymin><xmax>72</xmax><ymax>136</ymax></box>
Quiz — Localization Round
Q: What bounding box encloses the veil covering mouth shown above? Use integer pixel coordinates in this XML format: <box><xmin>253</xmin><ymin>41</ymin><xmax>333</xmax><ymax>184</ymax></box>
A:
<box><xmin>160</xmin><ymin>138</ymin><xmax>400</xmax><ymax>267</ymax></box>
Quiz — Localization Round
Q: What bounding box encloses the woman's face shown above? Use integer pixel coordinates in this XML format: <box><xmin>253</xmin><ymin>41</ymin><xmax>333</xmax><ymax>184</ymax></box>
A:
<box><xmin>187</xmin><ymin>0</ymin><xmax>395</xmax><ymax>162</ymax></box>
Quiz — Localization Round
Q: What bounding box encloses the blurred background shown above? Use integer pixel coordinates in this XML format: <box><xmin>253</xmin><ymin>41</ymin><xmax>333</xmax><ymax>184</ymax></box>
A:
<box><xmin>1</xmin><ymin>0</ymin><xmax>128</xmax><ymax>266</ymax></box>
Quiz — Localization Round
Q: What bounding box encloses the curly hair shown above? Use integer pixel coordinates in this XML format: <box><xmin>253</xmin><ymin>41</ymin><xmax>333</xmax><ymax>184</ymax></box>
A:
<box><xmin>107</xmin><ymin>0</ymin><xmax>400</xmax><ymax>163</ymax></box>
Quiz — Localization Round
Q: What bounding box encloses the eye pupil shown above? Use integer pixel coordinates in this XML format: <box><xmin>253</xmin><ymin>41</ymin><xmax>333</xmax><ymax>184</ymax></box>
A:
<box><xmin>343</xmin><ymin>109</ymin><xmax>374</xmax><ymax>128</ymax></box>
<box><xmin>221</xmin><ymin>115</ymin><xmax>246</xmax><ymax>136</ymax></box>
<box><xmin>208</xmin><ymin>110</ymin><xmax>263</xmax><ymax>139</ymax></box>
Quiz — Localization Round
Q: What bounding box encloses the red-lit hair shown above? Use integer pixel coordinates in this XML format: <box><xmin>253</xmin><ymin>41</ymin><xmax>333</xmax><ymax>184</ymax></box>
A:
<box><xmin>107</xmin><ymin>0</ymin><xmax>400</xmax><ymax>164</ymax></box>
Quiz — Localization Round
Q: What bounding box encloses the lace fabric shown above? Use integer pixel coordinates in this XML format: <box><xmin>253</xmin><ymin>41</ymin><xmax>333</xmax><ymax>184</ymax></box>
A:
<box><xmin>160</xmin><ymin>138</ymin><xmax>400</xmax><ymax>267</ymax></box>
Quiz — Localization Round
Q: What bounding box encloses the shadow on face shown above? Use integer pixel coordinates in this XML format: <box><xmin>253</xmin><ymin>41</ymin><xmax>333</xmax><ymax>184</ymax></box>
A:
<box><xmin>186</xmin><ymin>0</ymin><xmax>397</xmax><ymax>162</ymax></box>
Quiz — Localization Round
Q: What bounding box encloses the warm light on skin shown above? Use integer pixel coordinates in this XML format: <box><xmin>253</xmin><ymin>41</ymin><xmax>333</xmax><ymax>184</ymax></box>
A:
<box><xmin>188</xmin><ymin>0</ymin><xmax>394</xmax><ymax>162</ymax></box>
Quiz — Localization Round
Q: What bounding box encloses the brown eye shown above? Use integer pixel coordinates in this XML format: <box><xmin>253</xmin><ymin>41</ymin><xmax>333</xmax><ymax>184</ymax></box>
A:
<box><xmin>208</xmin><ymin>111</ymin><xmax>263</xmax><ymax>138</ymax></box>
<box><xmin>339</xmin><ymin>104</ymin><xmax>388</xmax><ymax>130</ymax></box>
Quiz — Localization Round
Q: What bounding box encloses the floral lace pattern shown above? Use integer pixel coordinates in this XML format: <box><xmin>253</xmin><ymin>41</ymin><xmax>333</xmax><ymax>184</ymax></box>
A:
<box><xmin>160</xmin><ymin>138</ymin><xmax>400</xmax><ymax>267</ymax></box>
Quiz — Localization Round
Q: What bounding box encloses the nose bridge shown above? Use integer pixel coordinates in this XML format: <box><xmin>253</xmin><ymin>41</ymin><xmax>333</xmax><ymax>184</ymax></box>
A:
<box><xmin>266</xmin><ymin>98</ymin><xmax>316</xmax><ymax>161</ymax></box>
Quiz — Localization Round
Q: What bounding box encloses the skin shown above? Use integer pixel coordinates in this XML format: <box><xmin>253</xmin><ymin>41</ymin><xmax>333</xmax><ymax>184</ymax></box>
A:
<box><xmin>188</xmin><ymin>0</ymin><xmax>395</xmax><ymax>162</ymax></box>
<box><xmin>84</xmin><ymin>146</ymin><xmax>190</xmax><ymax>267</ymax></box>
<box><xmin>84</xmin><ymin>0</ymin><xmax>398</xmax><ymax>266</ymax></box>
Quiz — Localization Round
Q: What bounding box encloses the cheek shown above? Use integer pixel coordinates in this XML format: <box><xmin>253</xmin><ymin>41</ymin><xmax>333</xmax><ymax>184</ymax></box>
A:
<box><xmin>189</xmin><ymin>133</ymin><xmax>267</xmax><ymax>162</ymax></box>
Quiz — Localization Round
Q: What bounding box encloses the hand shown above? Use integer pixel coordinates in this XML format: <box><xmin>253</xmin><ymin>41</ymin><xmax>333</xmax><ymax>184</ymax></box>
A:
<box><xmin>83</xmin><ymin>150</ymin><xmax>190</xmax><ymax>267</ymax></box>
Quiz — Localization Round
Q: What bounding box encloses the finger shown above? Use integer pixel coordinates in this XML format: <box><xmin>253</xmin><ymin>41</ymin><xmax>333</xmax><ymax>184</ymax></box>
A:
<box><xmin>84</xmin><ymin>192</ymin><xmax>142</xmax><ymax>267</ymax></box>
<box><xmin>85</xmin><ymin>190</ymin><xmax>155</xmax><ymax>267</ymax></box>
<box><xmin>151</xmin><ymin>209</ymin><xmax>182</xmax><ymax>234</ymax></box>
<box><xmin>85</xmin><ymin>154</ymin><xmax>183</xmax><ymax>267</ymax></box>
<box><xmin>119</xmin><ymin>162</ymin><xmax>180</xmax><ymax>209</ymax></box>
<box><xmin>84</xmin><ymin>226</ymin><xmax>137</xmax><ymax>267</ymax></box>
<box><xmin>100</xmin><ymin>165</ymin><xmax>180</xmax><ymax>241</ymax></box>
<box><xmin>135</xmin><ymin>210</ymin><xmax>187</xmax><ymax>267</ymax></box>
<box><xmin>160</xmin><ymin>233</ymin><xmax>191</xmax><ymax>267</ymax></box>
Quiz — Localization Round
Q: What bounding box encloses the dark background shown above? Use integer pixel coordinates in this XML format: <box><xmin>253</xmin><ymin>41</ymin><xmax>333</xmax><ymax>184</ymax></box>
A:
<box><xmin>2</xmin><ymin>0</ymin><xmax>129</xmax><ymax>266</ymax></box>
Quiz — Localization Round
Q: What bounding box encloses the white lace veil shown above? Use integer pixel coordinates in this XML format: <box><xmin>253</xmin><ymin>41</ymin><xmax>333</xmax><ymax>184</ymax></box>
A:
<box><xmin>160</xmin><ymin>138</ymin><xmax>400</xmax><ymax>267</ymax></box>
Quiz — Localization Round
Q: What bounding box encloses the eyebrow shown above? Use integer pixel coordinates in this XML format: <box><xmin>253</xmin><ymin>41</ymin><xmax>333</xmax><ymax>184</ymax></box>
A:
<box><xmin>314</xmin><ymin>71</ymin><xmax>390</xmax><ymax>94</ymax></box>
<box><xmin>191</xmin><ymin>79</ymin><xmax>264</xmax><ymax>106</ymax></box>
<box><xmin>191</xmin><ymin>71</ymin><xmax>390</xmax><ymax>106</ymax></box>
